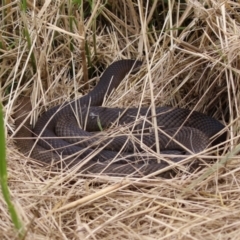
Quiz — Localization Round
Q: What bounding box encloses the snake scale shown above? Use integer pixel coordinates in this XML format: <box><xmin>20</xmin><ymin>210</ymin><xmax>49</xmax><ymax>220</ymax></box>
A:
<box><xmin>14</xmin><ymin>60</ymin><xmax>225</xmax><ymax>177</ymax></box>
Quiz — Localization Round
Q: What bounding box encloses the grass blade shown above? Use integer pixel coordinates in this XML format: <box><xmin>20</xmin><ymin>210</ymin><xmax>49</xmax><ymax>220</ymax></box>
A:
<box><xmin>0</xmin><ymin>104</ymin><xmax>24</xmax><ymax>238</ymax></box>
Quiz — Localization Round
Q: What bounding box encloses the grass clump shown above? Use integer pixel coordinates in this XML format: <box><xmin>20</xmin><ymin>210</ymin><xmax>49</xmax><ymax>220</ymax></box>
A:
<box><xmin>1</xmin><ymin>0</ymin><xmax>240</xmax><ymax>239</ymax></box>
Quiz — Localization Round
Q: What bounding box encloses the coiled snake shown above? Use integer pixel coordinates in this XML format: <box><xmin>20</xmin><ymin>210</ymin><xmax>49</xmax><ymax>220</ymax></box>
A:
<box><xmin>14</xmin><ymin>60</ymin><xmax>225</xmax><ymax>177</ymax></box>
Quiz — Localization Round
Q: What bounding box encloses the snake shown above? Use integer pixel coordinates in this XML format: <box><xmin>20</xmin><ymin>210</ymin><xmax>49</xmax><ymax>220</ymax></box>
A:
<box><xmin>14</xmin><ymin>59</ymin><xmax>226</xmax><ymax>177</ymax></box>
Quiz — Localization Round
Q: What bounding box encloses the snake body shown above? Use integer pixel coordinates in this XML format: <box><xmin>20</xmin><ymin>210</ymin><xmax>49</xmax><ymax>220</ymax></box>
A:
<box><xmin>15</xmin><ymin>60</ymin><xmax>225</xmax><ymax>177</ymax></box>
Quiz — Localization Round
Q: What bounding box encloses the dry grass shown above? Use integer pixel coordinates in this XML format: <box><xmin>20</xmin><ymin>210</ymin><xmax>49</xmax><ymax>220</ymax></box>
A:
<box><xmin>1</xmin><ymin>0</ymin><xmax>240</xmax><ymax>239</ymax></box>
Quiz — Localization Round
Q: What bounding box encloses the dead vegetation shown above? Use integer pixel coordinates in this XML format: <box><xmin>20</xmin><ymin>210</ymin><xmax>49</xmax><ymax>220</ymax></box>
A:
<box><xmin>1</xmin><ymin>0</ymin><xmax>240</xmax><ymax>239</ymax></box>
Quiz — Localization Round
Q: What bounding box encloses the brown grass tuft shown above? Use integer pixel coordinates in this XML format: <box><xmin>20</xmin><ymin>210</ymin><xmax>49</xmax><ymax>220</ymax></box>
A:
<box><xmin>1</xmin><ymin>0</ymin><xmax>240</xmax><ymax>239</ymax></box>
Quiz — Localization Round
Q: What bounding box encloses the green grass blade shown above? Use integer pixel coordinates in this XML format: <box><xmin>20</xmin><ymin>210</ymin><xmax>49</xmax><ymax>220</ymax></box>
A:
<box><xmin>0</xmin><ymin>104</ymin><xmax>24</xmax><ymax>238</ymax></box>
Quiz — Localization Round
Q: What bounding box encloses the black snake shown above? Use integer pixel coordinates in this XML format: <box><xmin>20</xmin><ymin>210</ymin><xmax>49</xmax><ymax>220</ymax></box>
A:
<box><xmin>14</xmin><ymin>60</ymin><xmax>225</xmax><ymax>177</ymax></box>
